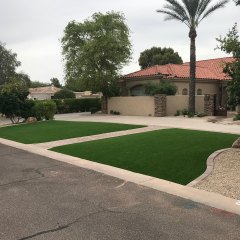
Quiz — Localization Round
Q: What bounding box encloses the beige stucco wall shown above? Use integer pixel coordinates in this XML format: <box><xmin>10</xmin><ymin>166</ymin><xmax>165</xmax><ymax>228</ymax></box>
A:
<box><xmin>28</xmin><ymin>93</ymin><xmax>53</xmax><ymax>100</ymax></box>
<box><xmin>125</xmin><ymin>78</ymin><xmax>220</xmax><ymax>96</ymax></box>
<box><xmin>166</xmin><ymin>95</ymin><xmax>205</xmax><ymax>116</ymax></box>
<box><xmin>108</xmin><ymin>96</ymin><xmax>155</xmax><ymax>116</ymax></box>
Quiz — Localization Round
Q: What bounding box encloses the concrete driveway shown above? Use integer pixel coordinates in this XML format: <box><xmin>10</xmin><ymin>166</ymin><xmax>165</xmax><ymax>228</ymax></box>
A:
<box><xmin>55</xmin><ymin>113</ymin><xmax>240</xmax><ymax>135</ymax></box>
<box><xmin>1</xmin><ymin>144</ymin><xmax>240</xmax><ymax>240</ymax></box>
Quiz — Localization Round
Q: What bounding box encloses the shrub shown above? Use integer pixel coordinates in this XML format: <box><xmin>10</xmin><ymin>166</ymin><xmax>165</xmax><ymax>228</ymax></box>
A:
<box><xmin>90</xmin><ymin>107</ymin><xmax>99</xmax><ymax>114</ymax></box>
<box><xmin>0</xmin><ymin>80</ymin><xmax>29</xmax><ymax>123</ymax></box>
<box><xmin>181</xmin><ymin>109</ymin><xmax>188</xmax><ymax>117</ymax></box>
<box><xmin>33</xmin><ymin>100</ymin><xmax>57</xmax><ymax>120</ymax></box>
<box><xmin>53</xmin><ymin>98</ymin><xmax>101</xmax><ymax>114</ymax></box>
<box><xmin>53</xmin><ymin>89</ymin><xmax>76</xmax><ymax>99</ymax></box>
<box><xmin>145</xmin><ymin>82</ymin><xmax>177</xmax><ymax>96</ymax></box>
<box><xmin>187</xmin><ymin>112</ymin><xmax>195</xmax><ymax>118</ymax></box>
<box><xmin>42</xmin><ymin>101</ymin><xmax>57</xmax><ymax>120</ymax></box>
<box><xmin>233</xmin><ymin>114</ymin><xmax>240</xmax><ymax>121</ymax></box>
<box><xmin>21</xmin><ymin>100</ymin><xmax>35</xmax><ymax>120</ymax></box>
<box><xmin>174</xmin><ymin>110</ymin><xmax>181</xmax><ymax>116</ymax></box>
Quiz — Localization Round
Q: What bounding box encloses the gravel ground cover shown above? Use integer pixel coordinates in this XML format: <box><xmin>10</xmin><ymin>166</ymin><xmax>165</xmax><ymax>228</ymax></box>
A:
<box><xmin>195</xmin><ymin>149</ymin><xmax>240</xmax><ymax>199</ymax></box>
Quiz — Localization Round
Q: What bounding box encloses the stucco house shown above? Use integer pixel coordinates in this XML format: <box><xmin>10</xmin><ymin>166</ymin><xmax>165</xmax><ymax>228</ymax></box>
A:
<box><xmin>119</xmin><ymin>57</ymin><xmax>234</xmax><ymax>108</ymax></box>
<box><xmin>28</xmin><ymin>86</ymin><xmax>102</xmax><ymax>100</ymax></box>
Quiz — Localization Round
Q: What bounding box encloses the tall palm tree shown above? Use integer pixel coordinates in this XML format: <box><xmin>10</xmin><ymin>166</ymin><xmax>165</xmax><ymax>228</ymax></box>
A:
<box><xmin>157</xmin><ymin>0</ymin><xmax>229</xmax><ymax>113</ymax></box>
<box><xmin>234</xmin><ymin>0</ymin><xmax>240</xmax><ymax>5</ymax></box>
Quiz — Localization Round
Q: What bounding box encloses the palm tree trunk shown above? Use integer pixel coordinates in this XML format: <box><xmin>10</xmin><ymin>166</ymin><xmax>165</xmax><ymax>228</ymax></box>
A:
<box><xmin>188</xmin><ymin>28</ymin><xmax>197</xmax><ymax>113</ymax></box>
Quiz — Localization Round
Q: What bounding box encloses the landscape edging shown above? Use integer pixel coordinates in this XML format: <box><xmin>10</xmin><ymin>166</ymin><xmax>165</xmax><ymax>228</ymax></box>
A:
<box><xmin>187</xmin><ymin>148</ymin><xmax>231</xmax><ymax>187</ymax></box>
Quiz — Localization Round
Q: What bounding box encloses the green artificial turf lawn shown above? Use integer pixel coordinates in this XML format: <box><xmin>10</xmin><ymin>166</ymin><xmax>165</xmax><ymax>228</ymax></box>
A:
<box><xmin>51</xmin><ymin>129</ymin><xmax>238</xmax><ymax>185</ymax></box>
<box><xmin>0</xmin><ymin>120</ymin><xmax>144</xmax><ymax>144</ymax></box>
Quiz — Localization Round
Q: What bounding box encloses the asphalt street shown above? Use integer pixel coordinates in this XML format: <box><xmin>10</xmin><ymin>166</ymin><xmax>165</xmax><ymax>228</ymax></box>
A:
<box><xmin>0</xmin><ymin>143</ymin><xmax>240</xmax><ymax>240</ymax></box>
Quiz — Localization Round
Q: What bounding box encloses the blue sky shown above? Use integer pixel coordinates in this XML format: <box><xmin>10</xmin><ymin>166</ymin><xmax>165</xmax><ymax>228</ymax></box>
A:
<box><xmin>0</xmin><ymin>0</ymin><xmax>239</xmax><ymax>84</ymax></box>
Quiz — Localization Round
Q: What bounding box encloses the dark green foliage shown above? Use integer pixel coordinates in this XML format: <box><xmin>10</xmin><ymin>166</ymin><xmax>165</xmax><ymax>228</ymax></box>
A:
<box><xmin>15</xmin><ymin>72</ymin><xmax>31</xmax><ymax>87</ymax></box>
<box><xmin>0</xmin><ymin>42</ymin><xmax>21</xmax><ymax>85</ymax></box>
<box><xmin>53</xmin><ymin>98</ymin><xmax>101</xmax><ymax>113</ymax></box>
<box><xmin>0</xmin><ymin>81</ymin><xmax>29</xmax><ymax>123</ymax></box>
<box><xmin>174</xmin><ymin>110</ymin><xmax>181</xmax><ymax>116</ymax></box>
<box><xmin>0</xmin><ymin>121</ymin><xmax>144</xmax><ymax>144</ymax></box>
<box><xmin>62</xmin><ymin>11</ymin><xmax>132</xmax><ymax>96</ymax></box>
<box><xmin>139</xmin><ymin>47</ymin><xmax>183</xmax><ymax>69</ymax></box>
<box><xmin>233</xmin><ymin>114</ymin><xmax>240</xmax><ymax>121</ymax></box>
<box><xmin>182</xmin><ymin>109</ymin><xmax>188</xmax><ymax>117</ymax></box>
<box><xmin>53</xmin><ymin>89</ymin><xmax>75</xmax><ymax>99</ymax></box>
<box><xmin>217</xmin><ymin>24</ymin><xmax>240</xmax><ymax>109</ymax></box>
<box><xmin>21</xmin><ymin>100</ymin><xmax>35</xmax><ymax>119</ymax></box>
<box><xmin>51</xmin><ymin>129</ymin><xmax>238</xmax><ymax>185</ymax></box>
<box><xmin>30</xmin><ymin>81</ymin><xmax>49</xmax><ymax>88</ymax></box>
<box><xmin>90</xmin><ymin>107</ymin><xmax>99</xmax><ymax>114</ymax></box>
<box><xmin>187</xmin><ymin>112</ymin><xmax>195</xmax><ymax>118</ymax></box>
<box><xmin>145</xmin><ymin>82</ymin><xmax>177</xmax><ymax>96</ymax></box>
<box><xmin>32</xmin><ymin>100</ymin><xmax>57</xmax><ymax>120</ymax></box>
<box><xmin>50</xmin><ymin>78</ymin><xmax>61</xmax><ymax>88</ymax></box>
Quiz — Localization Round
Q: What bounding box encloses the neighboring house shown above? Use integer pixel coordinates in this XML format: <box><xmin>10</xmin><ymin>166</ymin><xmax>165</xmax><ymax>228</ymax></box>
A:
<box><xmin>119</xmin><ymin>57</ymin><xmax>234</xmax><ymax>107</ymax></box>
<box><xmin>28</xmin><ymin>86</ymin><xmax>102</xmax><ymax>100</ymax></box>
<box><xmin>28</xmin><ymin>86</ymin><xmax>61</xmax><ymax>100</ymax></box>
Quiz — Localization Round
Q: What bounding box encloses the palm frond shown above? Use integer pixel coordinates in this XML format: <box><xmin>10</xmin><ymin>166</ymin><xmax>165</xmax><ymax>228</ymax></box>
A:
<box><xmin>199</xmin><ymin>0</ymin><xmax>229</xmax><ymax>23</ymax></box>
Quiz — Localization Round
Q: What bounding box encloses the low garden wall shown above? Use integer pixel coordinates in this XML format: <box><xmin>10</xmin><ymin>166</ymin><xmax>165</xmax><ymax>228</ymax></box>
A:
<box><xmin>108</xmin><ymin>95</ymin><xmax>208</xmax><ymax>117</ymax></box>
<box><xmin>108</xmin><ymin>96</ymin><xmax>155</xmax><ymax>116</ymax></box>
<box><xmin>166</xmin><ymin>95</ymin><xmax>204</xmax><ymax>116</ymax></box>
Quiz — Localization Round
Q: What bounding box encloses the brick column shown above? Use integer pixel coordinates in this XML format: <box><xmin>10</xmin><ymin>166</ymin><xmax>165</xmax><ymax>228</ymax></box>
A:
<box><xmin>101</xmin><ymin>96</ymin><xmax>108</xmax><ymax>114</ymax></box>
<box><xmin>154</xmin><ymin>94</ymin><xmax>167</xmax><ymax>117</ymax></box>
<box><xmin>204</xmin><ymin>94</ymin><xmax>216</xmax><ymax>116</ymax></box>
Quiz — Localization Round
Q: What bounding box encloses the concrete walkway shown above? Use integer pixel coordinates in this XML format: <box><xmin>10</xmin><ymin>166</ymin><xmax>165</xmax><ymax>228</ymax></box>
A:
<box><xmin>33</xmin><ymin>126</ymin><xmax>166</xmax><ymax>149</ymax></box>
<box><xmin>55</xmin><ymin>113</ymin><xmax>240</xmax><ymax>135</ymax></box>
<box><xmin>1</xmin><ymin>144</ymin><xmax>240</xmax><ymax>240</ymax></box>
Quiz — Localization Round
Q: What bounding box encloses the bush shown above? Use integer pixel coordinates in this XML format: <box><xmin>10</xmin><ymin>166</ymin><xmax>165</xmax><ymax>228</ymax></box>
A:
<box><xmin>53</xmin><ymin>89</ymin><xmax>76</xmax><ymax>99</ymax></box>
<box><xmin>181</xmin><ymin>109</ymin><xmax>188</xmax><ymax>117</ymax></box>
<box><xmin>0</xmin><ymin>80</ymin><xmax>29</xmax><ymax>123</ymax></box>
<box><xmin>187</xmin><ymin>112</ymin><xmax>195</xmax><ymax>118</ymax></box>
<box><xmin>174</xmin><ymin>110</ymin><xmax>181</xmax><ymax>116</ymax></box>
<box><xmin>21</xmin><ymin>100</ymin><xmax>35</xmax><ymax>119</ymax></box>
<box><xmin>33</xmin><ymin>100</ymin><xmax>57</xmax><ymax>120</ymax></box>
<box><xmin>233</xmin><ymin>114</ymin><xmax>240</xmax><ymax>121</ymax></box>
<box><xmin>145</xmin><ymin>82</ymin><xmax>177</xmax><ymax>96</ymax></box>
<box><xmin>53</xmin><ymin>98</ymin><xmax>101</xmax><ymax>114</ymax></box>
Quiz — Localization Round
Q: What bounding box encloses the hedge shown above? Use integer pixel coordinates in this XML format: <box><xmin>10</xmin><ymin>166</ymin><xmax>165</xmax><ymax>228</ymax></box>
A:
<box><xmin>53</xmin><ymin>98</ymin><xmax>101</xmax><ymax>114</ymax></box>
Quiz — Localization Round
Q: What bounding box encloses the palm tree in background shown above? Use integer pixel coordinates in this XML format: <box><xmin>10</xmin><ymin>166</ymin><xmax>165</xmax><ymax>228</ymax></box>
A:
<box><xmin>234</xmin><ymin>0</ymin><xmax>240</xmax><ymax>5</ymax></box>
<box><xmin>157</xmin><ymin>0</ymin><xmax>229</xmax><ymax>113</ymax></box>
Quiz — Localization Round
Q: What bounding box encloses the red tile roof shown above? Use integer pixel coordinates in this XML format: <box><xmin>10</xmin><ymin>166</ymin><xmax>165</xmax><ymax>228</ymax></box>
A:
<box><xmin>123</xmin><ymin>57</ymin><xmax>234</xmax><ymax>81</ymax></box>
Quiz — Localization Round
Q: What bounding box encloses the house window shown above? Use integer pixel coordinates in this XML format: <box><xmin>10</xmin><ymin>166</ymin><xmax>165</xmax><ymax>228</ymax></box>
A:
<box><xmin>130</xmin><ymin>85</ymin><xmax>146</xmax><ymax>96</ymax></box>
<box><xmin>182</xmin><ymin>88</ymin><xmax>188</xmax><ymax>95</ymax></box>
<box><xmin>197</xmin><ymin>89</ymin><xmax>202</xmax><ymax>95</ymax></box>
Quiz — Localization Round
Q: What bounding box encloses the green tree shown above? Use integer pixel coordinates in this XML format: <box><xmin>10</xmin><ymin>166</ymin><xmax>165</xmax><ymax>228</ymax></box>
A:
<box><xmin>139</xmin><ymin>47</ymin><xmax>183</xmax><ymax>69</ymax></box>
<box><xmin>0</xmin><ymin>42</ymin><xmax>21</xmax><ymax>85</ymax></box>
<box><xmin>216</xmin><ymin>23</ymin><xmax>240</xmax><ymax>112</ymax></box>
<box><xmin>50</xmin><ymin>77</ymin><xmax>61</xmax><ymax>88</ymax></box>
<box><xmin>16</xmin><ymin>72</ymin><xmax>31</xmax><ymax>87</ymax></box>
<box><xmin>61</xmin><ymin>11</ymin><xmax>132</xmax><ymax>96</ymax></box>
<box><xmin>30</xmin><ymin>81</ymin><xmax>49</xmax><ymax>88</ymax></box>
<box><xmin>157</xmin><ymin>0</ymin><xmax>229</xmax><ymax>113</ymax></box>
<box><xmin>53</xmin><ymin>89</ymin><xmax>76</xmax><ymax>99</ymax></box>
<box><xmin>234</xmin><ymin>0</ymin><xmax>240</xmax><ymax>5</ymax></box>
<box><xmin>0</xmin><ymin>80</ymin><xmax>29</xmax><ymax>123</ymax></box>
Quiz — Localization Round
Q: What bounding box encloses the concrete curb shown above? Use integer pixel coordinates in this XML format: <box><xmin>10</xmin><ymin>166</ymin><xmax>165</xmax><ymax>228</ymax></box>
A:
<box><xmin>0</xmin><ymin>137</ymin><xmax>240</xmax><ymax>216</ymax></box>
<box><xmin>187</xmin><ymin>148</ymin><xmax>231</xmax><ymax>187</ymax></box>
